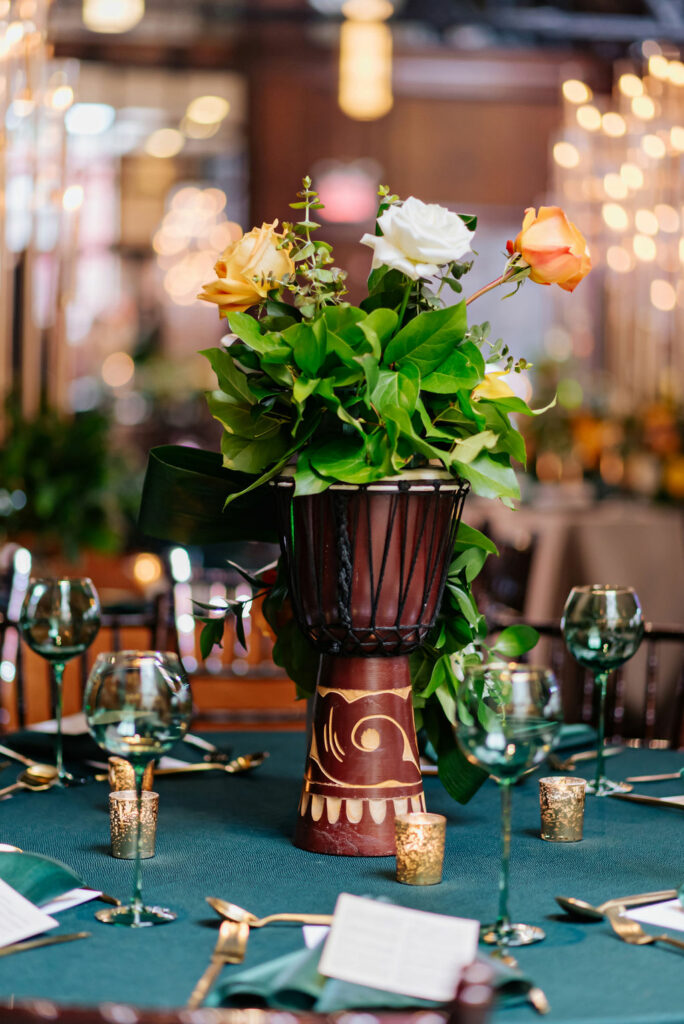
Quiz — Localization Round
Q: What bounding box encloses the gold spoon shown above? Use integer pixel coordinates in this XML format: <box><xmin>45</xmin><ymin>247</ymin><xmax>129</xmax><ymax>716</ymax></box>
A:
<box><xmin>555</xmin><ymin>890</ymin><xmax>677</xmax><ymax>921</ymax></box>
<box><xmin>0</xmin><ymin>743</ymin><xmax>58</xmax><ymax>777</ymax></box>
<box><xmin>207</xmin><ymin>896</ymin><xmax>332</xmax><ymax>928</ymax></box>
<box><xmin>0</xmin><ymin>765</ymin><xmax>59</xmax><ymax>799</ymax></box>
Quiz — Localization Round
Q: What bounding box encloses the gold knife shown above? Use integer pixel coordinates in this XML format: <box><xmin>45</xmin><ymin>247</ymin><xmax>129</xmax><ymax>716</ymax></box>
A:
<box><xmin>0</xmin><ymin>932</ymin><xmax>90</xmax><ymax>958</ymax></box>
<box><xmin>625</xmin><ymin>771</ymin><xmax>683</xmax><ymax>783</ymax></box>
<box><xmin>608</xmin><ymin>792</ymin><xmax>684</xmax><ymax>810</ymax></box>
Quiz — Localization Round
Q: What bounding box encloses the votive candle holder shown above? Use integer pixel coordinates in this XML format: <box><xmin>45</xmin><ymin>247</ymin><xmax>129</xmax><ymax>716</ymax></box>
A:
<box><xmin>395</xmin><ymin>812</ymin><xmax>447</xmax><ymax>885</ymax></box>
<box><xmin>109</xmin><ymin>790</ymin><xmax>159</xmax><ymax>859</ymax></box>
<box><xmin>539</xmin><ymin>777</ymin><xmax>586</xmax><ymax>842</ymax></box>
<box><xmin>108</xmin><ymin>756</ymin><xmax>154</xmax><ymax>792</ymax></box>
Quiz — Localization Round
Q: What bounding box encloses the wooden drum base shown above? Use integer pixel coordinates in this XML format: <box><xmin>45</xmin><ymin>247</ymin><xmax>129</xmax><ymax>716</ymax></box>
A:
<box><xmin>293</xmin><ymin>655</ymin><xmax>425</xmax><ymax>856</ymax></box>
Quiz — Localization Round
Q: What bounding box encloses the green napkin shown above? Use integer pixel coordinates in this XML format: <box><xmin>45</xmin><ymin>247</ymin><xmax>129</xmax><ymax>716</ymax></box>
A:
<box><xmin>554</xmin><ymin>723</ymin><xmax>597</xmax><ymax>751</ymax></box>
<box><xmin>207</xmin><ymin>941</ymin><xmax>533</xmax><ymax>1012</ymax></box>
<box><xmin>0</xmin><ymin>851</ymin><xmax>83</xmax><ymax>906</ymax></box>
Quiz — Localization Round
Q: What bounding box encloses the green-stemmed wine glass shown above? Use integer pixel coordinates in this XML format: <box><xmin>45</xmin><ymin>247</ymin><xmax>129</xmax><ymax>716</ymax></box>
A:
<box><xmin>84</xmin><ymin>650</ymin><xmax>192</xmax><ymax>927</ymax></box>
<box><xmin>561</xmin><ymin>585</ymin><xmax>643</xmax><ymax>797</ymax></box>
<box><xmin>455</xmin><ymin>663</ymin><xmax>562</xmax><ymax>947</ymax></box>
<box><xmin>19</xmin><ymin>577</ymin><xmax>101</xmax><ymax>786</ymax></box>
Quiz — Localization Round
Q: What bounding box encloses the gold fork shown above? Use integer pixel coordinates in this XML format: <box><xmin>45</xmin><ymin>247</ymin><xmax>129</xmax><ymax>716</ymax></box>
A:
<box><xmin>186</xmin><ymin>919</ymin><xmax>250</xmax><ymax>1009</ymax></box>
<box><xmin>605</xmin><ymin>906</ymin><xmax>684</xmax><ymax>952</ymax></box>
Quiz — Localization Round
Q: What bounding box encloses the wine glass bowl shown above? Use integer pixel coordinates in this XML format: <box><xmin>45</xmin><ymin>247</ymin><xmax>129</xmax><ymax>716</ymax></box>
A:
<box><xmin>562</xmin><ymin>585</ymin><xmax>643</xmax><ymax>796</ymax></box>
<box><xmin>19</xmin><ymin>577</ymin><xmax>101</xmax><ymax>785</ymax></box>
<box><xmin>84</xmin><ymin>650</ymin><xmax>192</xmax><ymax>927</ymax></box>
<box><xmin>456</xmin><ymin>663</ymin><xmax>562</xmax><ymax>947</ymax></box>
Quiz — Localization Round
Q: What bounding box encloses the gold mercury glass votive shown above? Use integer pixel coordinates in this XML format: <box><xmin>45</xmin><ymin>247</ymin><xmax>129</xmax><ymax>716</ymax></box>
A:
<box><xmin>539</xmin><ymin>777</ymin><xmax>586</xmax><ymax>842</ymax></box>
<box><xmin>109</xmin><ymin>790</ymin><xmax>159</xmax><ymax>859</ymax></box>
<box><xmin>108</xmin><ymin>756</ymin><xmax>154</xmax><ymax>792</ymax></box>
<box><xmin>395</xmin><ymin>812</ymin><xmax>447</xmax><ymax>885</ymax></box>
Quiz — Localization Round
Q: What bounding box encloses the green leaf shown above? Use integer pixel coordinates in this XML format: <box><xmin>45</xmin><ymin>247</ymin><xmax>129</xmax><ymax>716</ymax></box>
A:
<box><xmin>285</xmin><ymin>320</ymin><xmax>328</xmax><ymax>377</ymax></box>
<box><xmin>453</xmin><ymin>452</ymin><xmax>520</xmax><ymax>502</ymax></box>
<box><xmin>0</xmin><ymin>852</ymin><xmax>83</xmax><ymax>906</ymax></box>
<box><xmin>220</xmin><ymin>430</ymin><xmax>289</xmax><ymax>474</ymax></box>
<box><xmin>421</xmin><ymin>349</ymin><xmax>482</xmax><ymax>394</ymax></box>
<box><xmin>357</xmin><ymin>307</ymin><xmax>398</xmax><ymax>358</ymax></box>
<box><xmin>199</xmin><ymin>617</ymin><xmax>225</xmax><ymax>660</ymax></box>
<box><xmin>309</xmin><ymin>436</ymin><xmax>380</xmax><ymax>483</ymax></box>
<box><xmin>206</xmin><ymin>393</ymin><xmax>284</xmax><ymax>442</ymax></box>
<box><xmin>371</xmin><ymin>365</ymin><xmax>420</xmax><ymax>419</ymax></box>
<box><xmin>293</xmin><ymin>452</ymin><xmax>331</xmax><ymax>495</ymax></box>
<box><xmin>200</xmin><ymin>348</ymin><xmax>254</xmax><ymax>405</ymax></box>
<box><xmin>451</xmin><ymin>429</ymin><xmax>498</xmax><ymax>465</ymax></box>
<box><xmin>383</xmin><ymin>302</ymin><xmax>467</xmax><ymax>374</ymax></box>
<box><xmin>449</xmin><ymin>545</ymin><xmax>488</xmax><ymax>583</ymax></box>
<box><xmin>491</xmin><ymin>624</ymin><xmax>540</xmax><ymax>658</ymax></box>
<box><xmin>421</xmin><ymin>697</ymin><xmax>487</xmax><ymax>804</ymax></box>
<box><xmin>228</xmin><ymin>312</ymin><xmax>290</xmax><ymax>361</ymax></box>
<box><xmin>454</xmin><ymin>521</ymin><xmax>498</xmax><ymax>555</ymax></box>
<box><xmin>484</xmin><ymin>394</ymin><xmax>557</xmax><ymax>417</ymax></box>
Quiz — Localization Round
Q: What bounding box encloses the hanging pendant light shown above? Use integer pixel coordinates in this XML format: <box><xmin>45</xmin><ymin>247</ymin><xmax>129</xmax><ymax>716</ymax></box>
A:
<box><xmin>338</xmin><ymin>0</ymin><xmax>394</xmax><ymax>121</ymax></box>
<box><xmin>82</xmin><ymin>0</ymin><xmax>144</xmax><ymax>34</ymax></box>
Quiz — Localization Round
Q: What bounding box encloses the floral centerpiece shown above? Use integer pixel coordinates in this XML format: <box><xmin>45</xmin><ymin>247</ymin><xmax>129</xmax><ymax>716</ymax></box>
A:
<box><xmin>144</xmin><ymin>179</ymin><xmax>590</xmax><ymax>849</ymax></box>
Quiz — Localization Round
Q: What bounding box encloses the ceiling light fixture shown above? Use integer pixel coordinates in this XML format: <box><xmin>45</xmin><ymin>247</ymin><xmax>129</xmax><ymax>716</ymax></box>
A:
<box><xmin>82</xmin><ymin>0</ymin><xmax>144</xmax><ymax>34</ymax></box>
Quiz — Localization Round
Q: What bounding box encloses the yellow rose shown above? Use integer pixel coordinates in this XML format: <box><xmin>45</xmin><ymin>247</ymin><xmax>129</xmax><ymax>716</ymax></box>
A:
<box><xmin>198</xmin><ymin>219</ymin><xmax>294</xmax><ymax>313</ymax></box>
<box><xmin>472</xmin><ymin>371</ymin><xmax>516</xmax><ymax>402</ymax></box>
<box><xmin>507</xmin><ymin>207</ymin><xmax>591</xmax><ymax>293</ymax></box>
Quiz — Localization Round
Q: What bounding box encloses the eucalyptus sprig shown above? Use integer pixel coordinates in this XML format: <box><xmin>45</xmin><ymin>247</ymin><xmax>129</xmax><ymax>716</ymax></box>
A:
<box><xmin>281</xmin><ymin>176</ymin><xmax>347</xmax><ymax>318</ymax></box>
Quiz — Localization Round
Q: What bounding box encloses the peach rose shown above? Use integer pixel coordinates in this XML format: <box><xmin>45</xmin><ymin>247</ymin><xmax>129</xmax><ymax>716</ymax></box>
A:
<box><xmin>198</xmin><ymin>219</ymin><xmax>294</xmax><ymax>313</ymax></box>
<box><xmin>507</xmin><ymin>207</ymin><xmax>591</xmax><ymax>293</ymax></box>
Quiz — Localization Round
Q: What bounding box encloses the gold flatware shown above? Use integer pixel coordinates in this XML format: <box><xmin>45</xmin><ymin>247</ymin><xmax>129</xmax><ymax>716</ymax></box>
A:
<box><xmin>0</xmin><ymin>765</ymin><xmax>59</xmax><ymax>799</ymax></box>
<box><xmin>154</xmin><ymin>752</ymin><xmax>269</xmax><ymax>777</ymax></box>
<box><xmin>548</xmin><ymin>747</ymin><xmax>623</xmax><ymax>771</ymax></box>
<box><xmin>606</xmin><ymin>907</ymin><xmax>684</xmax><ymax>952</ymax></box>
<box><xmin>0</xmin><ymin>931</ymin><xmax>90</xmax><ymax>958</ymax></box>
<box><xmin>555</xmin><ymin>890</ymin><xmax>678</xmax><ymax>921</ymax></box>
<box><xmin>0</xmin><ymin>743</ymin><xmax>57</xmax><ymax>775</ymax></box>
<box><xmin>82</xmin><ymin>888</ymin><xmax>121</xmax><ymax>906</ymax></box>
<box><xmin>608</xmin><ymin>792</ymin><xmax>684</xmax><ymax>810</ymax></box>
<box><xmin>626</xmin><ymin>771</ymin><xmax>683</xmax><ymax>783</ymax></box>
<box><xmin>488</xmin><ymin>951</ymin><xmax>550</xmax><ymax>1015</ymax></box>
<box><xmin>183</xmin><ymin>734</ymin><xmax>232</xmax><ymax>763</ymax></box>
<box><xmin>207</xmin><ymin>896</ymin><xmax>333</xmax><ymax>928</ymax></box>
<box><xmin>186</xmin><ymin>920</ymin><xmax>249</xmax><ymax>1009</ymax></box>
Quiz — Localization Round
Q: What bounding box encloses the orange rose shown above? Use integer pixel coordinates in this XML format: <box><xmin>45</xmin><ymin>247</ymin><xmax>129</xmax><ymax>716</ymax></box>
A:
<box><xmin>507</xmin><ymin>207</ymin><xmax>591</xmax><ymax>293</ymax></box>
<box><xmin>198</xmin><ymin>219</ymin><xmax>294</xmax><ymax>313</ymax></box>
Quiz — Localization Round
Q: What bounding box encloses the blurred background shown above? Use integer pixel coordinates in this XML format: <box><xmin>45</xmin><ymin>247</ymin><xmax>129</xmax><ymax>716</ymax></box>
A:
<box><xmin>0</xmin><ymin>0</ymin><xmax>682</xmax><ymax>733</ymax></box>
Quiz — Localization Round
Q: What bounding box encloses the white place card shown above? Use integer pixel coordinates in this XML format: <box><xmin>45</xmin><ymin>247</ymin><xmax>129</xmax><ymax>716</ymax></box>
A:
<box><xmin>318</xmin><ymin>893</ymin><xmax>480</xmax><ymax>1003</ymax></box>
<box><xmin>32</xmin><ymin>712</ymin><xmax>88</xmax><ymax>735</ymax></box>
<box><xmin>627</xmin><ymin>899</ymin><xmax>684</xmax><ymax>934</ymax></box>
<box><xmin>41</xmin><ymin>887</ymin><xmax>101</xmax><ymax>916</ymax></box>
<box><xmin>0</xmin><ymin>878</ymin><xmax>58</xmax><ymax>947</ymax></box>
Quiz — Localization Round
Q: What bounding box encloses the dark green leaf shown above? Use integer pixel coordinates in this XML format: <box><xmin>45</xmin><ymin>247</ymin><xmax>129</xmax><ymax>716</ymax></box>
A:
<box><xmin>452</xmin><ymin>452</ymin><xmax>520</xmax><ymax>502</ymax></box>
<box><xmin>422</xmin><ymin>349</ymin><xmax>482</xmax><ymax>394</ymax></box>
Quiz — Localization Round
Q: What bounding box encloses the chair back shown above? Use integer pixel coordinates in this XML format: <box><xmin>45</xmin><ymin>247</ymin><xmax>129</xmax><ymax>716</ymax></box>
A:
<box><xmin>495</xmin><ymin>618</ymin><xmax>684</xmax><ymax>748</ymax></box>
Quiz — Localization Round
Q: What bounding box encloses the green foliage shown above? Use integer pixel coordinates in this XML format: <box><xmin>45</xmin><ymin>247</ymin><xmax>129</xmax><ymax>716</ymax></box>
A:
<box><xmin>0</xmin><ymin>404</ymin><xmax>137</xmax><ymax>559</ymax></box>
<box><xmin>197</xmin><ymin>179</ymin><xmax>544</xmax><ymax>805</ymax></box>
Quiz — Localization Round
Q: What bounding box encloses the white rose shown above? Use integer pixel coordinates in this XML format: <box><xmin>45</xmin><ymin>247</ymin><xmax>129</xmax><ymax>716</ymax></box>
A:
<box><xmin>360</xmin><ymin>196</ymin><xmax>474</xmax><ymax>281</ymax></box>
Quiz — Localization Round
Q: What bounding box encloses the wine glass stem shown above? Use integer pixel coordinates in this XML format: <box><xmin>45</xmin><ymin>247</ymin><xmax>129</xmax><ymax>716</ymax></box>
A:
<box><xmin>51</xmin><ymin>663</ymin><xmax>65</xmax><ymax>781</ymax></box>
<box><xmin>496</xmin><ymin>781</ymin><xmax>512</xmax><ymax>932</ymax></box>
<box><xmin>130</xmin><ymin>765</ymin><xmax>146</xmax><ymax>924</ymax></box>
<box><xmin>594</xmin><ymin>670</ymin><xmax>610</xmax><ymax>790</ymax></box>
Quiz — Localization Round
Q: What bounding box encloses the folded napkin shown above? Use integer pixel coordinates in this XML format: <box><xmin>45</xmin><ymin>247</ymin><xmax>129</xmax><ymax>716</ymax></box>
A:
<box><xmin>554</xmin><ymin>722</ymin><xmax>597</xmax><ymax>751</ymax></box>
<box><xmin>206</xmin><ymin>940</ymin><xmax>533</xmax><ymax>1012</ymax></box>
<box><xmin>0</xmin><ymin>851</ymin><xmax>83</xmax><ymax>906</ymax></box>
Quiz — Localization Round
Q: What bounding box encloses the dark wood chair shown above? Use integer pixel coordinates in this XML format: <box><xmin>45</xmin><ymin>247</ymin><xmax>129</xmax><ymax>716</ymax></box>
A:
<box><xmin>492</xmin><ymin>616</ymin><xmax>684</xmax><ymax>748</ymax></box>
<box><xmin>472</xmin><ymin>522</ymin><xmax>537</xmax><ymax>620</ymax></box>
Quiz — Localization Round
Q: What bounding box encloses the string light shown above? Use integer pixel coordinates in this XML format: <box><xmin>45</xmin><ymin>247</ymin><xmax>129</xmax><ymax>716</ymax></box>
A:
<box><xmin>562</xmin><ymin>79</ymin><xmax>592</xmax><ymax>104</ymax></box>
<box><xmin>576</xmin><ymin>104</ymin><xmax>602</xmax><ymax>131</ymax></box>
<box><xmin>82</xmin><ymin>0</ymin><xmax>144</xmax><ymax>33</ymax></box>
<box><xmin>553</xmin><ymin>141</ymin><xmax>580</xmax><ymax>168</ymax></box>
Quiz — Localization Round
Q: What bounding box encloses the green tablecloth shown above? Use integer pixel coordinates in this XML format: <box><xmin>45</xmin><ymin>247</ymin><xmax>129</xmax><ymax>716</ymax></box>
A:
<box><xmin>0</xmin><ymin>732</ymin><xmax>682</xmax><ymax>1022</ymax></box>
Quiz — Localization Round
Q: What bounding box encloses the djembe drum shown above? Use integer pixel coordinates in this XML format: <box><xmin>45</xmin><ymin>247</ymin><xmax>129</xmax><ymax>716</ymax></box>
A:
<box><xmin>275</xmin><ymin>469</ymin><xmax>469</xmax><ymax>855</ymax></box>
